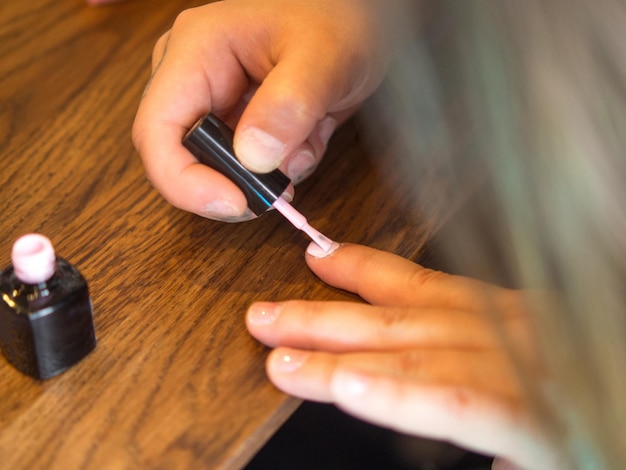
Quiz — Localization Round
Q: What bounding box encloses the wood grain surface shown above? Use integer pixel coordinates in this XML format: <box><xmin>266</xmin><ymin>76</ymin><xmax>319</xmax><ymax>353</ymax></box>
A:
<box><xmin>0</xmin><ymin>1</ymin><xmax>443</xmax><ymax>468</ymax></box>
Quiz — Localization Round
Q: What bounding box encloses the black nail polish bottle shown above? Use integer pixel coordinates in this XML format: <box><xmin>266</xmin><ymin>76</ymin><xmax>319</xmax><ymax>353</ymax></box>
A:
<box><xmin>0</xmin><ymin>234</ymin><xmax>96</xmax><ymax>379</ymax></box>
<box><xmin>183</xmin><ymin>113</ymin><xmax>291</xmax><ymax>215</ymax></box>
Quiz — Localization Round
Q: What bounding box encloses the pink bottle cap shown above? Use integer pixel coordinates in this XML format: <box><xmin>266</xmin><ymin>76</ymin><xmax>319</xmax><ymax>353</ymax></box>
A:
<box><xmin>11</xmin><ymin>234</ymin><xmax>56</xmax><ymax>284</ymax></box>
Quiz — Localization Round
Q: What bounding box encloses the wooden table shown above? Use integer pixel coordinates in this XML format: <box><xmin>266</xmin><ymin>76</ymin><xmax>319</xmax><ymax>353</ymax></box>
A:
<box><xmin>0</xmin><ymin>1</ymin><xmax>444</xmax><ymax>468</ymax></box>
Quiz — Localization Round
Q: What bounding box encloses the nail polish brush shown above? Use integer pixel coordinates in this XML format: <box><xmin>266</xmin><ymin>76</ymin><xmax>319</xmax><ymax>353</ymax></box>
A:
<box><xmin>183</xmin><ymin>114</ymin><xmax>337</xmax><ymax>253</ymax></box>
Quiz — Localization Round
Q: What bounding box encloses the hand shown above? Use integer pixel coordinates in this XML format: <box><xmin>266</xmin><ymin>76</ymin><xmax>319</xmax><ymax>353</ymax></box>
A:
<box><xmin>132</xmin><ymin>0</ymin><xmax>387</xmax><ymax>221</ymax></box>
<box><xmin>246</xmin><ymin>243</ymin><xmax>562</xmax><ymax>469</ymax></box>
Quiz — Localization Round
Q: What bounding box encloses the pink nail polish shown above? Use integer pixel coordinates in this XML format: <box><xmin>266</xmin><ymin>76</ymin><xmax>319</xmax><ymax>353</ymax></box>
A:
<box><xmin>306</xmin><ymin>240</ymin><xmax>340</xmax><ymax>259</ymax></box>
<box><xmin>273</xmin><ymin>349</ymin><xmax>308</xmax><ymax>374</ymax></box>
<box><xmin>247</xmin><ymin>302</ymin><xmax>279</xmax><ymax>326</ymax></box>
<box><xmin>184</xmin><ymin>114</ymin><xmax>337</xmax><ymax>250</ymax></box>
<box><xmin>0</xmin><ymin>234</ymin><xmax>96</xmax><ymax>379</ymax></box>
<box><xmin>272</xmin><ymin>198</ymin><xmax>338</xmax><ymax>253</ymax></box>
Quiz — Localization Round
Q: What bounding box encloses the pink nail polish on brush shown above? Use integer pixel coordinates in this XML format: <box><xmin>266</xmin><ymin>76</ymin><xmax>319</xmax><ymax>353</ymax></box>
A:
<box><xmin>183</xmin><ymin>113</ymin><xmax>337</xmax><ymax>253</ymax></box>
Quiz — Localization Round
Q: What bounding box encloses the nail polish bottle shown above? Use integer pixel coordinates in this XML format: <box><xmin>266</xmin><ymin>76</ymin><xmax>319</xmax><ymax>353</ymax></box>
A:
<box><xmin>183</xmin><ymin>113</ymin><xmax>291</xmax><ymax>215</ymax></box>
<box><xmin>183</xmin><ymin>114</ymin><xmax>338</xmax><ymax>252</ymax></box>
<box><xmin>0</xmin><ymin>234</ymin><xmax>96</xmax><ymax>379</ymax></box>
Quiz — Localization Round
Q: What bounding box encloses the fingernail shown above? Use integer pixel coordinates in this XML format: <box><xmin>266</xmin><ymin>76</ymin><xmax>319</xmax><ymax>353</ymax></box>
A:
<box><xmin>306</xmin><ymin>241</ymin><xmax>340</xmax><ymax>259</ymax></box>
<box><xmin>221</xmin><ymin>209</ymin><xmax>256</xmax><ymax>223</ymax></box>
<box><xmin>235</xmin><ymin>126</ymin><xmax>286</xmax><ymax>173</ymax></box>
<box><xmin>287</xmin><ymin>149</ymin><xmax>317</xmax><ymax>184</ymax></box>
<box><xmin>272</xmin><ymin>349</ymin><xmax>308</xmax><ymax>374</ymax></box>
<box><xmin>247</xmin><ymin>302</ymin><xmax>280</xmax><ymax>326</ymax></box>
<box><xmin>333</xmin><ymin>370</ymin><xmax>370</xmax><ymax>397</ymax></box>
<box><xmin>201</xmin><ymin>201</ymin><xmax>255</xmax><ymax>222</ymax></box>
<box><xmin>280</xmin><ymin>191</ymin><xmax>294</xmax><ymax>203</ymax></box>
<box><xmin>318</xmin><ymin>116</ymin><xmax>337</xmax><ymax>148</ymax></box>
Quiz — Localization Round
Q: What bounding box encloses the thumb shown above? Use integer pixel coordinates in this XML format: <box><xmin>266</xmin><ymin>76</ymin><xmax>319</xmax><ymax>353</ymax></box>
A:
<box><xmin>233</xmin><ymin>57</ymin><xmax>340</xmax><ymax>175</ymax></box>
<box><xmin>231</xmin><ymin>2</ymin><xmax>387</xmax><ymax>177</ymax></box>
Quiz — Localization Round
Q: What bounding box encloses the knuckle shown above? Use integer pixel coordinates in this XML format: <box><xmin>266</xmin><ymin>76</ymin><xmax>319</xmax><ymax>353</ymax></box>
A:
<box><xmin>377</xmin><ymin>306</ymin><xmax>411</xmax><ymax>330</ymax></box>
<box><xmin>407</xmin><ymin>267</ymin><xmax>449</xmax><ymax>292</ymax></box>
<box><xmin>271</xmin><ymin>86</ymin><xmax>327</xmax><ymax>125</ymax></box>
<box><xmin>396</xmin><ymin>350</ymin><xmax>425</xmax><ymax>377</ymax></box>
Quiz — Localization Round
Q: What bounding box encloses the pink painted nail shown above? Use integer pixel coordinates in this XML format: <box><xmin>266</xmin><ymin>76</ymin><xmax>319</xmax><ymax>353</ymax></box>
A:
<box><xmin>272</xmin><ymin>349</ymin><xmax>308</xmax><ymax>374</ymax></box>
<box><xmin>247</xmin><ymin>302</ymin><xmax>280</xmax><ymax>326</ymax></box>
<box><xmin>306</xmin><ymin>240</ymin><xmax>340</xmax><ymax>259</ymax></box>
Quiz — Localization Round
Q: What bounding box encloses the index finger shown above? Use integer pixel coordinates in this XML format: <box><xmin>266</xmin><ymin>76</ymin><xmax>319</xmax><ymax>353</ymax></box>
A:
<box><xmin>306</xmin><ymin>243</ymin><xmax>520</xmax><ymax>312</ymax></box>
<box><xmin>132</xmin><ymin>10</ymin><xmax>252</xmax><ymax>218</ymax></box>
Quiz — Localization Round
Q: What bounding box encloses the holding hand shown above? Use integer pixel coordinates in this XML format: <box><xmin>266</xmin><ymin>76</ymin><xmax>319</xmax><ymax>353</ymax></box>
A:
<box><xmin>247</xmin><ymin>243</ymin><xmax>561</xmax><ymax>469</ymax></box>
<box><xmin>132</xmin><ymin>0</ymin><xmax>387</xmax><ymax>221</ymax></box>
